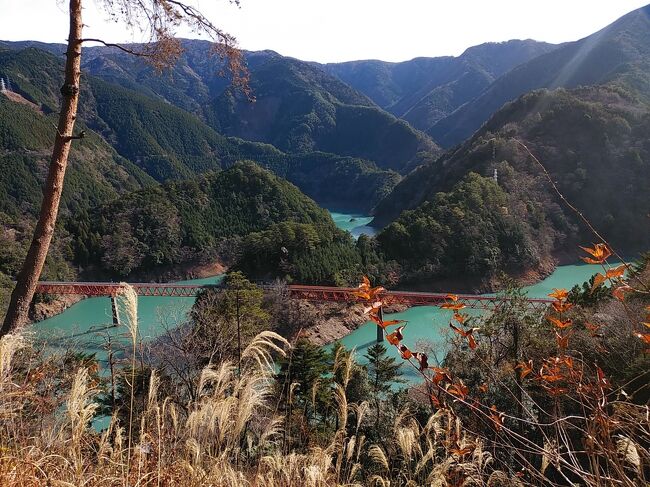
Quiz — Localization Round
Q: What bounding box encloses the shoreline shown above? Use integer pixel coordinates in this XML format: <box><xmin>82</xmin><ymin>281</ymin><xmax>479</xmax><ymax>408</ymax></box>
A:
<box><xmin>29</xmin><ymin>260</ymin><xmax>228</xmax><ymax>323</ymax></box>
<box><xmin>291</xmin><ymin>300</ymin><xmax>408</xmax><ymax>346</ymax></box>
<box><xmin>29</xmin><ymin>257</ymin><xmax>563</xmax><ymax>328</ymax></box>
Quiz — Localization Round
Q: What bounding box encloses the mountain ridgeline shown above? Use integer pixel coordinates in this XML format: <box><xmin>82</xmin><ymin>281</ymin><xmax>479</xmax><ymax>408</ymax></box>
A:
<box><xmin>5</xmin><ymin>40</ymin><xmax>440</xmax><ymax>173</ymax></box>
<box><xmin>1</xmin><ymin>3</ymin><xmax>650</xmax><ymax>299</ymax></box>
<box><xmin>427</xmin><ymin>5</ymin><xmax>650</xmax><ymax>147</ymax></box>
<box><xmin>323</xmin><ymin>39</ymin><xmax>558</xmax><ymax>134</ymax></box>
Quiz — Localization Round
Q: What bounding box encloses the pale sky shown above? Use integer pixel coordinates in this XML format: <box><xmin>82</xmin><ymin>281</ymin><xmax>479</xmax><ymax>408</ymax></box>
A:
<box><xmin>1</xmin><ymin>1</ymin><xmax>648</xmax><ymax>63</ymax></box>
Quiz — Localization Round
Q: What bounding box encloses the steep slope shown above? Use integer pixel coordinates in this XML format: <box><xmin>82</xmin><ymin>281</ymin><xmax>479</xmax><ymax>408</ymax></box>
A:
<box><xmin>0</xmin><ymin>48</ymin><xmax>155</xmax><ymax>299</ymax></box>
<box><xmin>373</xmin><ymin>86</ymin><xmax>650</xmax><ymax>286</ymax></box>
<box><xmin>74</xmin><ymin>162</ymin><xmax>361</xmax><ymax>284</ymax></box>
<box><xmin>0</xmin><ymin>45</ymin><xmax>400</xmax><ymax>212</ymax></box>
<box><xmin>86</xmin><ymin>76</ymin><xmax>400</xmax><ymax>210</ymax></box>
<box><xmin>5</xmin><ymin>40</ymin><xmax>440</xmax><ymax>173</ymax></box>
<box><xmin>428</xmin><ymin>5</ymin><xmax>650</xmax><ymax>147</ymax></box>
<box><xmin>323</xmin><ymin>40</ymin><xmax>558</xmax><ymax>131</ymax></box>
<box><xmin>210</xmin><ymin>54</ymin><xmax>438</xmax><ymax>171</ymax></box>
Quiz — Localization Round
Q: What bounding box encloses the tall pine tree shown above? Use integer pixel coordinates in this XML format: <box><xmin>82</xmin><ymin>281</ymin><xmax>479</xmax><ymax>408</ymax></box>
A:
<box><xmin>365</xmin><ymin>343</ymin><xmax>403</xmax><ymax>433</ymax></box>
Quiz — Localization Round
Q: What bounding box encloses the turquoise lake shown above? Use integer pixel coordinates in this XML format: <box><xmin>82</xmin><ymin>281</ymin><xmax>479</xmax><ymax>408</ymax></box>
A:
<box><xmin>332</xmin><ymin>263</ymin><xmax>606</xmax><ymax>382</ymax></box>
<box><xmin>328</xmin><ymin>211</ymin><xmax>377</xmax><ymax>238</ymax></box>
<box><xmin>33</xmin><ymin>210</ymin><xmax>604</xmax><ymax>382</ymax></box>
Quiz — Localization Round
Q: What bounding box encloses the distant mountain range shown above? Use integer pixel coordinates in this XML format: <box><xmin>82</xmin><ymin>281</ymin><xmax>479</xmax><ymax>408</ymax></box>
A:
<box><xmin>427</xmin><ymin>5</ymin><xmax>650</xmax><ymax>146</ymax></box>
<box><xmin>322</xmin><ymin>39</ymin><xmax>558</xmax><ymax>134</ymax></box>
<box><xmin>1</xmin><ymin>3</ymin><xmax>649</xmax><ymax>293</ymax></box>
<box><xmin>3</xmin><ymin>39</ymin><xmax>439</xmax><ymax>173</ymax></box>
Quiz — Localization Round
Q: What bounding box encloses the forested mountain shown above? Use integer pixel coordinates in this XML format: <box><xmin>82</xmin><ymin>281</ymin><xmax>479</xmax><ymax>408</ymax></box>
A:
<box><xmin>372</xmin><ymin>85</ymin><xmax>650</xmax><ymax>286</ymax></box>
<box><xmin>0</xmin><ymin>43</ymin><xmax>396</xmax><ymax>312</ymax></box>
<box><xmin>2</xmin><ymin>4</ymin><xmax>650</xmax><ymax>294</ymax></box>
<box><xmin>0</xmin><ymin>48</ymin><xmax>155</xmax><ymax>291</ymax></box>
<box><xmin>367</xmin><ymin>5</ymin><xmax>650</xmax><ymax>286</ymax></box>
<box><xmin>71</xmin><ymin>161</ymin><xmax>361</xmax><ymax>284</ymax></box>
<box><xmin>210</xmin><ymin>54</ymin><xmax>439</xmax><ymax>171</ymax></box>
<box><xmin>4</xmin><ymin>40</ymin><xmax>440</xmax><ymax>173</ymax></box>
<box><xmin>428</xmin><ymin>4</ymin><xmax>650</xmax><ymax>147</ymax></box>
<box><xmin>0</xmin><ymin>45</ymin><xmax>399</xmax><ymax>212</ymax></box>
<box><xmin>323</xmin><ymin>40</ymin><xmax>557</xmax><ymax>132</ymax></box>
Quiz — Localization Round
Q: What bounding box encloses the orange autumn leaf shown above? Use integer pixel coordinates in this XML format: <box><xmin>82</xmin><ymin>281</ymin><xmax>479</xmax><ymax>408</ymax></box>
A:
<box><xmin>453</xmin><ymin>312</ymin><xmax>468</xmax><ymax>324</ymax></box>
<box><xmin>369</xmin><ymin>286</ymin><xmax>386</xmax><ymax>296</ymax></box>
<box><xmin>447</xmin><ymin>381</ymin><xmax>469</xmax><ymax>400</ymax></box>
<box><xmin>386</xmin><ymin>326</ymin><xmax>405</xmax><ymax>346</ymax></box>
<box><xmin>363</xmin><ymin>301</ymin><xmax>383</xmax><ymax>314</ymax></box>
<box><xmin>552</xmin><ymin>301</ymin><xmax>573</xmax><ymax>313</ymax></box>
<box><xmin>489</xmin><ymin>405</ymin><xmax>504</xmax><ymax>431</ymax></box>
<box><xmin>450</xmin><ymin>323</ymin><xmax>480</xmax><ymax>349</ymax></box>
<box><xmin>539</xmin><ymin>371</ymin><xmax>563</xmax><ymax>383</ymax></box>
<box><xmin>449</xmin><ymin>323</ymin><xmax>467</xmax><ymax>336</ymax></box>
<box><xmin>548</xmin><ymin>288</ymin><xmax>568</xmax><ymax>301</ymax></box>
<box><xmin>381</xmin><ymin>319</ymin><xmax>406</xmax><ymax>327</ymax></box>
<box><xmin>515</xmin><ymin>360</ymin><xmax>534</xmax><ymax>379</ymax></box>
<box><xmin>548</xmin><ymin>316</ymin><xmax>573</xmax><ymax>329</ymax></box>
<box><xmin>555</xmin><ymin>331</ymin><xmax>572</xmax><ymax>349</ymax></box>
<box><xmin>612</xmin><ymin>285</ymin><xmax>633</xmax><ymax>301</ymax></box>
<box><xmin>369</xmin><ymin>314</ymin><xmax>383</xmax><ymax>326</ymax></box>
<box><xmin>355</xmin><ymin>277</ymin><xmax>385</xmax><ymax>300</ymax></box>
<box><xmin>546</xmin><ymin>386</ymin><xmax>569</xmax><ymax>397</ymax></box>
<box><xmin>591</xmin><ymin>273</ymin><xmax>607</xmax><ymax>292</ymax></box>
<box><xmin>399</xmin><ymin>344</ymin><xmax>412</xmax><ymax>360</ymax></box>
<box><xmin>584</xmin><ymin>322</ymin><xmax>602</xmax><ymax>337</ymax></box>
<box><xmin>430</xmin><ymin>367</ymin><xmax>452</xmax><ymax>385</ymax></box>
<box><xmin>478</xmin><ymin>383</ymin><xmax>489</xmax><ymax>393</ymax></box>
<box><xmin>642</xmin><ymin>322</ymin><xmax>650</xmax><ymax>329</ymax></box>
<box><xmin>605</xmin><ymin>264</ymin><xmax>626</xmax><ymax>279</ymax></box>
<box><xmin>353</xmin><ymin>290</ymin><xmax>372</xmax><ymax>300</ymax></box>
<box><xmin>360</xmin><ymin>275</ymin><xmax>371</xmax><ymax>289</ymax></box>
<box><xmin>446</xmin><ymin>294</ymin><xmax>459</xmax><ymax>301</ymax></box>
<box><xmin>580</xmin><ymin>243</ymin><xmax>612</xmax><ymax>264</ymax></box>
<box><xmin>441</xmin><ymin>302</ymin><xmax>466</xmax><ymax>311</ymax></box>
<box><xmin>560</xmin><ymin>356</ymin><xmax>574</xmax><ymax>369</ymax></box>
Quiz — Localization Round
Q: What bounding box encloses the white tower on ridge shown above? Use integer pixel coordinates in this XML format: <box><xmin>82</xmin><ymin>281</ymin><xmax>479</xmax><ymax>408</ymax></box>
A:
<box><xmin>0</xmin><ymin>78</ymin><xmax>5</xmax><ymax>92</ymax></box>
<box><xmin>493</xmin><ymin>168</ymin><xmax>498</xmax><ymax>184</ymax></box>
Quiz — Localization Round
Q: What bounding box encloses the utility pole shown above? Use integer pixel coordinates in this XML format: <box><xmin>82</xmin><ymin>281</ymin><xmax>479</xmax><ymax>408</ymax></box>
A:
<box><xmin>376</xmin><ymin>306</ymin><xmax>384</xmax><ymax>343</ymax></box>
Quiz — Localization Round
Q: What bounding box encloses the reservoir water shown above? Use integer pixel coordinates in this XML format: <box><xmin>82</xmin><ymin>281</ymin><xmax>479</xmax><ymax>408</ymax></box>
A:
<box><xmin>34</xmin><ymin>210</ymin><xmax>604</xmax><ymax>382</ymax></box>
<box><xmin>333</xmin><ymin>263</ymin><xmax>606</xmax><ymax>382</ymax></box>
<box><xmin>33</xmin><ymin>211</ymin><xmax>377</xmax><ymax>360</ymax></box>
<box><xmin>329</xmin><ymin>211</ymin><xmax>377</xmax><ymax>238</ymax></box>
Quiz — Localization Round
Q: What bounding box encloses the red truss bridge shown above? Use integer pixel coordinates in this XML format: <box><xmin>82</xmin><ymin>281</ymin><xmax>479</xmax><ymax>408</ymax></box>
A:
<box><xmin>35</xmin><ymin>282</ymin><xmax>553</xmax><ymax>312</ymax></box>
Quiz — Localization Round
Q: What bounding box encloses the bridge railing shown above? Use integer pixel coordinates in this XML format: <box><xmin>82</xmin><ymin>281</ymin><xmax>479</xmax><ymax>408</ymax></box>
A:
<box><xmin>35</xmin><ymin>281</ymin><xmax>553</xmax><ymax>312</ymax></box>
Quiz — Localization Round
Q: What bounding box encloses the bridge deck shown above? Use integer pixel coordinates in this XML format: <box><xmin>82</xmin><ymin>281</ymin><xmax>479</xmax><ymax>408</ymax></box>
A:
<box><xmin>34</xmin><ymin>281</ymin><xmax>552</xmax><ymax>311</ymax></box>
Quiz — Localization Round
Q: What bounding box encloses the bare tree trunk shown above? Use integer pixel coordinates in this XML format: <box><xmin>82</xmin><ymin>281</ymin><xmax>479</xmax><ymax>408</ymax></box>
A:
<box><xmin>1</xmin><ymin>0</ymin><xmax>83</xmax><ymax>336</ymax></box>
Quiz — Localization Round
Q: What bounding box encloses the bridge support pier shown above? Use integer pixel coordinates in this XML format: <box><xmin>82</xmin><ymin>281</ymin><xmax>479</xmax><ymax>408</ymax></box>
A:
<box><xmin>376</xmin><ymin>306</ymin><xmax>384</xmax><ymax>343</ymax></box>
<box><xmin>111</xmin><ymin>296</ymin><xmax>120</xmax><ymax>326</ymax></box>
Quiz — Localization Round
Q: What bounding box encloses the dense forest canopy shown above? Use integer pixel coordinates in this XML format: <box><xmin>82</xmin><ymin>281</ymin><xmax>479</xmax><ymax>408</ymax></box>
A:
<box><xmin>1</xmin><ymin>2</ymin><xmax>650</xmax><ymax>486</ymax></box>
<box><xmin>374</xmin><ymin>85</ymin><xmax>650</xmax><ymax>286</ymax></box>
<box><xmin>0</xmin><ymin>5</ymin><xmax>649</xmax><ymax>295</ymax></box>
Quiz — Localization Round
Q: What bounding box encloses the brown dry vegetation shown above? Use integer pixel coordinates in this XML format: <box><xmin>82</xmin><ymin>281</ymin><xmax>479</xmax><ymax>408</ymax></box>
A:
<box><xmin>0</xmin><ymin>253</ymin><xmax>647</xmax><ymax>486</ymax></box>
